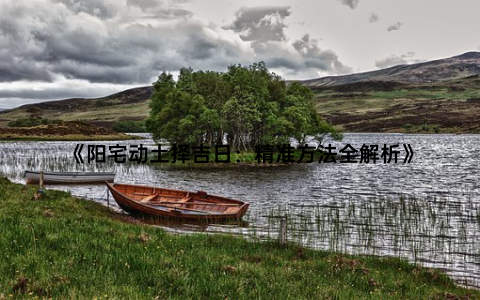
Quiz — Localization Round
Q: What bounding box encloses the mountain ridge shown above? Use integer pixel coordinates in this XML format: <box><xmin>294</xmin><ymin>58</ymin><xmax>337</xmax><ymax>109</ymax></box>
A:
<box><xmin>302</xmin><ymin>51</ymin><xmax>480</xmax><ymax>88</ymax></box>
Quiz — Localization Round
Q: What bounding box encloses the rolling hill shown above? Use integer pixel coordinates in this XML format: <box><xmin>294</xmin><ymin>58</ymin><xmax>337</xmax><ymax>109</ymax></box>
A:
<box><xmin>302</xmin><ymin>52</ymin><xmax>480</xmax><ymax>88</ymax></box>
<box><xmin>1</xmin><ymin>52</ymin><xmax>479</xmax><ymax>133</ymax></box>
<box><xmin>0</xmin><ymin>86</ymin><xmax>153</xmax><ymax>129</ymax></box>
<box><xmin>313</xmin><ymin>75</ymin><xmax>480</xmax><ymax>133</ymax></box>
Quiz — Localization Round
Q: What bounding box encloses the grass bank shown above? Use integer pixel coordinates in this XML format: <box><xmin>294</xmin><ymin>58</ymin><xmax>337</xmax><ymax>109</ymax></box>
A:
<box><xmin>0</xmin><ymin>120</ymin><xmax>145</xmax><ymax>141</ymax></box>
<box><xmin>0</xmin><ymin>177</ymin><xmax>478</xmax><ymax>298</ymax></box>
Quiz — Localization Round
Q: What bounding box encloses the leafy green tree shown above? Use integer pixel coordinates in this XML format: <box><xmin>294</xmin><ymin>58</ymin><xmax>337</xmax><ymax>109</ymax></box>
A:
<box><xmin>146</xmin><ymin>63</ymin><xmax>342</xmax><ymax>151</ymax></box>
<box><xmin>283</xmin><ymin>82</ymin><xmax>343</xmax><ymax>147</ymax></box>
<box><xmin>148</xmin><ymin>72</ymin><xmax>175</xmax><ymax>118</ymax></box>
<box><xmin>146</xmin><ymin>72</ymin><xmax>176</xmax><ymax>141</ymax></box>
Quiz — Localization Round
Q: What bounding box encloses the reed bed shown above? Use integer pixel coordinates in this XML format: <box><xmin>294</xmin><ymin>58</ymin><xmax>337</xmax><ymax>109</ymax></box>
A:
<box><xmin>244</xmin><ymin>195</ymin><xmax>480</xmax><ymax>288</ymax></box>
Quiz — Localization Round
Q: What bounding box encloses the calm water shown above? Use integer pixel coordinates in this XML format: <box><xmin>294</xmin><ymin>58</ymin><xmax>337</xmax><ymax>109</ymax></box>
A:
<box><xmin>1</xmin><ymin>133</ymin><xmax>479</xmax><ymax>288</ymax></box>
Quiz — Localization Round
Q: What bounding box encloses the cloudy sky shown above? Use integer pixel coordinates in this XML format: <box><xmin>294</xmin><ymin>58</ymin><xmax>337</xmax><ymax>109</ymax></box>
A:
<box><xmin>1</xmin><ymin>0</ymin><xmax>479</xmax><ymax>108</ymax></box>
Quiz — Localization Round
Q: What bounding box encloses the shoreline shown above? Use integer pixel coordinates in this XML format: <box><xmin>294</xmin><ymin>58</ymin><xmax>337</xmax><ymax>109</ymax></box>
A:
<box><xmin>0</xmin><ymin>133</ymin><xmax>144</xmax><ymax>141</ymax></box>
<box><xmin>0</xmin><ymin>177</ymin><xmax>478</xmax><ymax>297</ymax></box>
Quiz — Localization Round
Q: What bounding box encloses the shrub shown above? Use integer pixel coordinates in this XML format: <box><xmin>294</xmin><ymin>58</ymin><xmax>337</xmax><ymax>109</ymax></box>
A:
<box><xmin>8</xmin><ymin>118</ymin><xmax>62</xmax><ymax>128</ymax></box>
<box><xmin>112</xmin><ymin>120</ymin><xmax>146</xmax><ymax>133</ymax></box>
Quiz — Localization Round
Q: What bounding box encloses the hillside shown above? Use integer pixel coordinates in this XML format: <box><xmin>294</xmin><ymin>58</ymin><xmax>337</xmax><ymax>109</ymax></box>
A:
<box><xmin>302</xmin><ymin>52</ymin><xmax>480</xmax><ymax>88</ymax></box>
<box><xmin>0</xmin><ymin>120</ymin><xmax>137</xmax><ymax>141</ymax></box>
<box><xmin>313</xmin><ymin>75</ymin><xmax>480</xmax><ymax>133</ymax></box>
<box><xmin>0</xmin><ymin>86</ymin><xmax>152</xmax><ymax>128</ymax></box>
<box><xmin>300</xmin><ymin>51</ymin><xmax>480</xmax><ymax>133</ymax></box>
<box><xmin>1</xmin><ymin>52</ymin><xmax>479</xmax><ymax>133</ymax></box>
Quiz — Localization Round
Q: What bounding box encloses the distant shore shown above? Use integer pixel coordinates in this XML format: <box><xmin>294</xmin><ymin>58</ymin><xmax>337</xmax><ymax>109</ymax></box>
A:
<box><xmin>0</xmin><ymin>120</ymin><xmax>144</xmax><ymax>141</ymax></box>
<box><xmin>0</xmin><ymin>133</ymin><xmax>142</xmax><ymax>141</ymax></box>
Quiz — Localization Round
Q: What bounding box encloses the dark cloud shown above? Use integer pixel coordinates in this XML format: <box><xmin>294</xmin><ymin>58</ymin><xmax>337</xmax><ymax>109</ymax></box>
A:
<box><xmin>291</xmin><ymin>35</ymin><xmax>352</xmax><ymax>74</ymax></box>
<box><xmin>174</xmin><ymin>27</ymin><xmax>253</xmax><ymax>70</ymax></box>
<box><xmin>227</xmin><ymin>8</ymin><xmax>351</xmax><ymax>77</ymax></box>
<box><xmin>0</xmin><ymin>63</ymin><xmax>53</xmax><ymax>82</ymax></box>
<box><xmin>375</xmin><ymin>52</ymin><xmax>423</xmax><ymax>68</ymax></box>
<box><xmin>387</xmin><ymin>22</ymin><xmax>404</xmax><ymax>32</ymax></box>
<box><xmin>0</xmin><ymin>84</ymin><xmax>134</xmax><ymax>109</ymax></box>
<box><xmin>0</xmin><ymin>0</ymin><xmax>251</xmax><ymax>85</ymax></box>
<box><xmin>369</xmin><ymin>13</ymin><xmax>379</xmax><ymax>23</ymax></box>
<box><xmin>225</xmin><ymin>6</ymin><xmax>291</xmax><ymax>42</ymax></box>
<box><xmin>337</xmin><ymin>0</ymin><xmax>359</xmax><ymax>9</ymax></box>
<box><xmin>180</xmin><ymin>37</ymin><xmax>218</xmax><ymax>60</ymax></box>
<box><xmin>0</xmin><ymin>0</ymin><xmax>351</xmax><ymax>98</ymax></box>
<box><xmin>0</xmin><ymin>1</ymin><xmax>128</xmax><ymax>83</ymax></box>
<box><xmin>250</xmin><ymin>35</ymin><xmax>352</xmax><ymax>77</ymax></box>
<box><xmin>0</xmin><ymin>87</ymin><xmax>100</xmax><ymax>100</ymax></box>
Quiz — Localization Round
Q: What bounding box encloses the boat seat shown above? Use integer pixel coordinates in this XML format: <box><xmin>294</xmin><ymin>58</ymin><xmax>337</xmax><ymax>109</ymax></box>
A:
<box><xmin>225</xmin><ymin>207</ymin><xmax>239</xmax><ymax>214</ymax></box>
<box><xmin>178</xmin><ymin>197</ymin><xmax>192</xmax><ymax>203</ymax></box>
<box><xmin>133</xmin><ymin>192</ymin><xmax>151</xmax><ymax>196</ymax></box>
<box><xmin>141</xmin><ymin>194</ymin><xmax>157</xmax><ymax>202</ymax></box>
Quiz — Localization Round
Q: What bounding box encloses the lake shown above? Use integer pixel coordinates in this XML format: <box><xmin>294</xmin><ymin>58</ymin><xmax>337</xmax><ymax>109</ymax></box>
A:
<box><xmin>1</xmin><ymin>133</ymin><xmax>479</xmax><ymax>288</ymax></box>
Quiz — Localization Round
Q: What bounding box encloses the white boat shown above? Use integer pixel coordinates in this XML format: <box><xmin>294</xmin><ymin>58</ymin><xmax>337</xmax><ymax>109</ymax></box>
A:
<box><xmin>25</xmin><ymin>170</ymin><xmax>115</xmax><ymax>184</ymax></box>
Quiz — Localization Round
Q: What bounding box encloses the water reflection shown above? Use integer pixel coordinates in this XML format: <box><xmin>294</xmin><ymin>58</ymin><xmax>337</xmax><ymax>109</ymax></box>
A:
<box><xmin>0</xmin><ymin>133</ymin><xmax>479</xmax><ymax>288</ymax></box>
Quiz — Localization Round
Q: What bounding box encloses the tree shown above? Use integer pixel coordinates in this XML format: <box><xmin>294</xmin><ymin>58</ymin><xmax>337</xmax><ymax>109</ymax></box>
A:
<box><xmin>146</xmin><ymin>63</ymin><xmax>342</xmax><ymax>151</ymax></box>
<box><xmin>284</xmin><ymin>82</ymin><xmax>339</xmax><ymax>146</ymax></box>
<box><xmin>148</xmin><ymin>72</ymin><xmax>175</xmax><ymax>118</ymax></box>
<box><xmin>146</xmin><ymin>72</ymin><xmax>176</xmax><ymax>141</ymax></box>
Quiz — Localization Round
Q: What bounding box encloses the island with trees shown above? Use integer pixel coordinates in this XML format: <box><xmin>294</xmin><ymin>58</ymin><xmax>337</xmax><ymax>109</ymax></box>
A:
<box><xmin>146</xmin><ymin>63</ymin><xmax>342</xmax><ymax>163</ymax></box>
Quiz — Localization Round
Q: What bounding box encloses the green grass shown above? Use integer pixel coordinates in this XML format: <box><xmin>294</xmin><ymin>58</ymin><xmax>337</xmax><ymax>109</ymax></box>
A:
<box><xmin>312</xmin><ymin>79</ymin><xmax>480</xmax><ymax>133</ymax></box>
<box><xmin>368</xmin><ymin>88</ymin><xmax>480</xmax><ymax>101</ymax></box>
<box><xmin>402</xmin><ymin>123</ymin><xmax>442</xmax><ymax>134</ymax></box>
<box><xmin>0</xmin><ymin>177</ymin><xmax>478</xmax><ymax>298</ymax></box>
<box><xmin>315</xmin><ymin>98</ymin><xmax>394</xmax><ymax>114</ymax></box>
<box><xmin>0</xmin><ymin>101</ymin><xmax>150</xmax><ymax>128</ymax></box>
<box><xmin>61</xmin><ymin>102</ymin><xmax>150</xmax><ymax>122</ymax></box>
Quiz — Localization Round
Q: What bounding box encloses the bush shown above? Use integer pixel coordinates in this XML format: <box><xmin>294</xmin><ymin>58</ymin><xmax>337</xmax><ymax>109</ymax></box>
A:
<box><xmin>402</xmin><ymin>124</ymin><xmax>414</xmax><ymax>133</ymax></box>
<box><xmin>8</xmin><ymin>118</ymin><xmax>62</xmax><ymax>128</ymax></box>
<box><xmin>402</xmin><ymin>123</ymin><xmax>441</xmax><ymax>133</ymax></box>
<box><xmin>113</xmin><ymin>120</ymin><xmax>146</xmax><ymax>133</ymax></box>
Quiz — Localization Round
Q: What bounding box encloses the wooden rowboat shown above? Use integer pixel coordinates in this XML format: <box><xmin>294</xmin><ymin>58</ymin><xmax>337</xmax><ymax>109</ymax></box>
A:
<box><xmin>25</xmin><ymin>170</ymin><xmax>115</xmax><ymax>184</ymax></box>
<box><xmin>106</xmin><ymin>182</ymin><xmax>249</xmax><ymax>221</ymax></box>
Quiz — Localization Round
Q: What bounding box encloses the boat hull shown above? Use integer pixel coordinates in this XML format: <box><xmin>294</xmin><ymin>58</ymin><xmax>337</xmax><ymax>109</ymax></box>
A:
<box><xmin>106</xmin><ymin>182</ymin><xmax>249</xmax><ymax>222</ymax></box>
<box><xmin>25</xmin><ymin>171</ymin><xmax>115</xmax><ymax>184</ymax></box>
